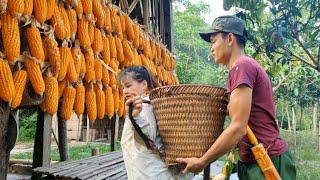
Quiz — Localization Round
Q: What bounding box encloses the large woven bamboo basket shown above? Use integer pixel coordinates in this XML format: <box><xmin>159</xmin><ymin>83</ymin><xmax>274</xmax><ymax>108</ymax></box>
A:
<box><xmin>150</xmin><ymin>84</ymin><xmax>228</xmax><ymax>165</ymax></box>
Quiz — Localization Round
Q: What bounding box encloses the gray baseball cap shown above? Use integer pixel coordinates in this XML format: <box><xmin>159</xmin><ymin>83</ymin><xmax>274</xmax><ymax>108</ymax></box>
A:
<box><xmin>199</xmin><ymin>15</ymin><xmax>247</xmax><ymax>42</ymax></box>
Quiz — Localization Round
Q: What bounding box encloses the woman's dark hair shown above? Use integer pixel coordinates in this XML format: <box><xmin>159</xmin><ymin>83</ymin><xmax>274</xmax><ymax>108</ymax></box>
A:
<box><xmin>119</xmin><ymin>66</ymin><xmax>159</xmax><ymax>90</ymax></box>
<box><xmin>220</xmin><ymin>32</ymin><xmax>246</xmax><ymax>48</ymax></box>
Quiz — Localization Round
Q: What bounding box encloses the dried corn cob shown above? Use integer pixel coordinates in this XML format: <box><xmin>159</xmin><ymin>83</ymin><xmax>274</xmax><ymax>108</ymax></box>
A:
<box><xmin>109</xmin><ymin>71</ymin><xmax>116</xmax><ymax>87</ymax></box>
<box><xmin>58</xmin><ymin>45</ymin><xmax>71</xmax><ymax>81</ymax></box>
<box><xmin>67</xmin><ymin>7</ymin><xmax>77</xmax><ymax>39</ymax></box>
<box><xmin>115</xmin><ymin>36</ymin><xmax>124</xmax><ymax>63</ymax></box>
<box><xmin>117</xmin><ymin>93</ymin><xmax>125</xmax><ymax>117</ymax></box>
<box><xmin>94</xmin><ymin>57</ymin><xmax>102</xmax><ymax>81</ymax></box>
<box><xmin>74</xmin><ymin>0</ymin><xmax>83</xmax><ymax>18</ymax></box>
<box><xmin>24</xmin><ymin>56</ymin><xmax>45</xmax><ymax>95</ymax></box>
<box><xmin>74</xmin><ymin>83</ymin><xmax>85</xmax><ymax>116</ymax></box>
<box><xmin>67</xmin><ymin>50</ymin><xmax>78</xmax><ymax>83</ymax></box>
<box><xmin>41</xmin><ymin>74</ymin><xmax>59</xmax><ymax>115</ymax></box>
<box><xmin>8</xmin><ymin>0</ymin><xmax>24</xmax><ymax>17</ymax></box>
<box><xmin>26</xmin><ymin>25</ymin><xmax>45</xmax><ymax>61</ymax></box>
<box><xmin>86</xmin><ymin>85</ymin><xmax>97</xmax><ymax>122</ymax></box>
<box><xmin>23</xmin><ymin>0</ymin><xmax>33</xmax><ymax>17</ymax></box>
<box><xmin>77</xmin><ymin>17</ymin><xmax>90</xmax><ymax>48</ymax></box>
<box><xmin>92</xmin><ymin>0</ymin><xmax>105</xmax><ymax>28</ymax></box>
<box><xmin>11</xmin><ymin>69</ymin><xmax>27</xmax><ymax>108</ymax></box>
<box><xmin>95</xmin><ymin>85</ymin><xmax>105</xmax><ymax>119</ymax></box>
<box><xmin>104</xmin><ymin>85</ymin><xmax>114</xmax><ymax>118</ymax></box>
<box><xmin>43</xmin><ymin>36</ymin><xmax>60</xmax><ymax>77</ymax></box>
<box><xmin>61</xmin><ymin>85</ymin><xmax>76</xmax><ymax>120</ymax></box>
<box><xmin>46</xmin><ymin>0</ymin><xmax>55</xmax><ymax>20</ymax></box>
<box><xmin>122</xmin><ymin>39</ymin><xmax>134</xmax><ymax>65</ymax></box>
<box><xmin>33</xmin><ymin>0</ymin><xmax>47</xmax><ymax>23</ymax></box>
<box><xmin>109</xmin><ymin>35</ymin><xmax>117</xmax><ymax>59</ymax></box>
<box><xmin>125</xmin><ymin>15</ymin><xmax>135</xmax><ymax>41</ymax></box>
<box><xmin>101</xmin><ymin>67</ymin><xmax>109</xmax><ymax>86</ymax></box>
<box><xmin>81</xmin><ymin>0</ymin><xmax>93</xmax><ymax>20</ymax></box>
<box><xmin>0</xmin><ymin>59</ymin><xmax>16</xmax><ymax>102</ymax></box>
<box><xmin>83</xmin><ymin>48</ymin><xmax>95</xmax><ymax>82</ymax></box>
<box><xmin>112</xmin><ymin>86</ymin><xmax>119</xmax><ymax>111</ymax></box>
<box><xmin>51</xmin><ymin>4</ymin><xmax>65</xmax><ymax>40</ymax></box>
<box><xmin>1</xmin><ymin>12</ymin><xmax>20</xmax><ymax>63</ymax></box>
<box><xmin>103</xmin><ymin>5</ymin><xmax>112</xmax><ymax>33</ymax></box>
<box><xmin>92</xmin><ymin>27</ymin><xmax>103</xmax><ymax>53</ymax></box>
<box><xmin>59</xmin><ymin>3</ymin><xmax>71</xmax><ymax>39</ymax></box>
<box><xmin>101</xmin><ymin>35</ymin><xmax>111</xmax><ymax>65</ymax></box>
<box><xmin>88</xmin><ymin>22</ymin><xmax>94</xmax><ymax>44</ymax></box>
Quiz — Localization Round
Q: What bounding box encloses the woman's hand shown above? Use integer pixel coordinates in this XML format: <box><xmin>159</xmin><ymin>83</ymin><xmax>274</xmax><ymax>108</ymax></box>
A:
<box><xmin>125</xmin><ymin>96</ymin><xmax>143</xmax><ymax>117</ymax></box>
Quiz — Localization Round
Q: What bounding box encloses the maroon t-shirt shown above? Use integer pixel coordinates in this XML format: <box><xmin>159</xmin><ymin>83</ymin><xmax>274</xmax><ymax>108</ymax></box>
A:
<box><xmin>227</xmin><ymin>56</ymin><xmax>288</xmax><ymax>163</ymax></box>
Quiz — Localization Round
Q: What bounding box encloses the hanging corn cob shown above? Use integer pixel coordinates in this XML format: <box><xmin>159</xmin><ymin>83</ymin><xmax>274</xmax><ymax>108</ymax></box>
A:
<box><xmin>1</xmin><ymin>12</ymin><xmax>20</xmax><ymax>64</ymax></box>
<box><xmin>41</xmin><ymin>72</ymin><xmax>59</xmax><ymax>115</ymax></box>
<box><xmin>24</xmin><ymin>55</ymin><xmax>45</xmax><ymax>95</ymax></box>
<box><xmin>0</xmin><ymin>58</ymin><xmax>16</xmax><ymax>103</ymax></box>
<box><xmin>74</xmin><ymin>82</ymin><xmax>85</xmax><ymax>116</ymax></box>
<box><xmin>26</xmin><ymin>23</ymin><xmax>45</xmax><ymax>62</ymax></box>
<box><xmin>95</xmin><ymin>83</ymin><xmax>105</xmax><ymax>120</ymax></box>
<box><xmin>11</xmin><ymin>69</ymin><xmax>27</xmax><ymax>108</ymax></box>
<box><xmin>61</xmin><ymin>85</ymin><xmax>76</xmax><ymax>120</ymax></box>
<box><xmin>86</xmin><ymin>83</ymin><xmax>97</xmax><ymax>122</ymax></box>
<box><xmin>33</xmin><ymin>0</ymin><xmax>47</xmax><ymax>23</ymax></box>
<box><xmin>8</xmin><ymin>0</ymin><xmax>24</xmax><ymax>17</ymax></box>
<box><xmin>104</xmin><ymin>85</ymin><xmax>114</xmax><ymax>118</ymax></box>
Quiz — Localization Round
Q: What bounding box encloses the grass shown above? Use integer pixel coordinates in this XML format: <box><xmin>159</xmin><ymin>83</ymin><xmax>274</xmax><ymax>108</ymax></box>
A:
<box><xmin>280</xmin><ymin>130</ymin><xmax>320</xmax><ymax>180</ymax></box>
<box><xmin>10</xmin><ymin>142</ymin><xmax>121</xmax><ymax>161</ymax></box>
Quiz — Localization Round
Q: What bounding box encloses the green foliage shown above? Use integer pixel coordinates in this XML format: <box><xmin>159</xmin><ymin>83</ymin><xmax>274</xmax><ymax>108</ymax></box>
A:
<box><xmin>280</xmin><ymin>130</ymin><xmax>320</xmax><ymax>180</ymax></box>
<box><xmin>173</xmin><ymin>1</ymin><xmax>227</xmax><ymax>86</ymax></box>
<box><xmin>18</xmin><ymin>109</ymin><xmax>38</xmax><ymax>142</ymax></box>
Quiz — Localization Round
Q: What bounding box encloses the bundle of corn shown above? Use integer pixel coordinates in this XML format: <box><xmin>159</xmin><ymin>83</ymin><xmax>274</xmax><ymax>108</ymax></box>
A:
<box><xmin>0</xmin><ymin>0</ymin><xmax>178</xmax><ymax>123</ymax></box>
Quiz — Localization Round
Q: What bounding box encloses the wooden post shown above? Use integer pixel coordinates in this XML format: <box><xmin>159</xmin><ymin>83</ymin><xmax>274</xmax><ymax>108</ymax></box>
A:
<box><xmin>110</xmin><ymin>116</ymin><xmax>116</xmax><ymax>151</ymax></box>
<box><xmin>86</xmin><ymin>114</ymin><xmax>90</xmax><ymax>143</ymax></box>
<box><xmin>0</xmin><ymin>102</ymin><xmax>10</xmax><ymax>180</ymax></box>
<box><xmin>203</xmin><ymin>164</ymin><xmax>211</xmax><ymax>180</ymax></box>
<box><xmin>91</xmin><ymin>148</ymin><xmax>100</xmax><ymax>156</ymax></box>
<box><xmin>142</xmin><ymin>0</ymin><xmax>149</xmax><ymax>27</ymax></box>
<box><xmin>163</xmin><ymin>0</ymin><xmax>173</xmax><ymax>51</ymax></box>
<box><xmin>32</xmin><ymin>109</ymin><xmax>52</xmax><ymax>178</ymax></box>
<box><xmin>114</xmin><ymin>115</ymin><xmax>119</xmax><ymax>143</ymax></box>
<box><xmin>57</xmin><ymin>115</ymin><xmax>69</xmax><ymax>161</ymax></box>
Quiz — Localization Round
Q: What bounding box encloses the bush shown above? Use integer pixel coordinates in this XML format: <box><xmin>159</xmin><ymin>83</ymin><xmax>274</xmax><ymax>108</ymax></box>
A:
<box><xmin>18</xmin><ymin>109</ymin><xmax>38</xmax><ymax>142</ymax></box>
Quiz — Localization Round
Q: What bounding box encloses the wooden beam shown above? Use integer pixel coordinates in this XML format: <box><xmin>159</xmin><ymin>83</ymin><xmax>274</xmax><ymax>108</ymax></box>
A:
<box><xmin>163</xmin><ymin>0</ymin><xmax>173</xmax><ymax>51</ymax></box>
<box><xmin>203</xmin><ymin>165</ymin><xmax>211</xmax><ymax>180</ymax></box>
<box><xmin>128</xmin><ymin>0</ymin><xmax>140</xmax><ymax>15</ymax></box>
<box><xmin>32</xmin><ymin>109</ymin><xmax>52</xmax><ymax>178</ymax></box>
<box><xmin>0</xmin><ymin>102</ymin><xmax>10</xmax><ymax>180</ymax></box>
<box><xmin>142</xmin><ymin>0</ymin><xmax>149</xmax><ymax>26</ymax></box>
<box><xmin>43</xmin><ymin>113</ymin><xmax>52</xmax><ymax>166</ymax></box>
<box><xmin>110</xmin><ymin>116</ymin><xmax>116</xmax><ymax>151</ymax></box>
<box><xmin>57</xmin><ymin>113</ymin><xmax>69</xmax><ymax>161</ymax></box>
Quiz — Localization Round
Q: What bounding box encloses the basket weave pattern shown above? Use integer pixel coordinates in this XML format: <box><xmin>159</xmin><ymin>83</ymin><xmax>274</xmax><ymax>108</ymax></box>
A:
<box><xmin>150</xmin><ymin>85</ymin><xmax>228</xmax><ymax>165</ymax></box>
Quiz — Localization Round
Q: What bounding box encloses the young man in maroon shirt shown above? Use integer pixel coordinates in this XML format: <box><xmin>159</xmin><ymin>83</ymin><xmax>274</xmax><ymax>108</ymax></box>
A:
<box><xmin>176</xmin><ymin>15</ymin><xmax>296</xmax><ymax>179</ymax></box>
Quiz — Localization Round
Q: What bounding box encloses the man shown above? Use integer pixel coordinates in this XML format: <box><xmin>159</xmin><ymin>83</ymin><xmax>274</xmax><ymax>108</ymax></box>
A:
<box><xmin>176</xmin><ymin>15</ymin><xmax>296</xmax><ymax>179</ymax></box>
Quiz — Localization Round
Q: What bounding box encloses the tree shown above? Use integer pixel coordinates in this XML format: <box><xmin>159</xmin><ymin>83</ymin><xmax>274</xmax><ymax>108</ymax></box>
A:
<box><xmin>173</xmin><ymin>1</ymin><xmax>227</xmax><ymax>86</ymax></box>
<box><xmin>224</xmin><ymin>0</ymin><xmax>320</xmax><ymax>72</ymax></box>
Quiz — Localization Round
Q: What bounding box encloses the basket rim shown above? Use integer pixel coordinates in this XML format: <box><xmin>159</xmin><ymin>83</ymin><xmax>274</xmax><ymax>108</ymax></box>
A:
<box><xmin>153</xmin><ymin>84</ymin><xmax>226</xmax><ymax>91</ymax></box>
<box><xmin>150</xmin><ymin>84</ymin><xmax>227</xmax><ymax>100</ymax></box>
